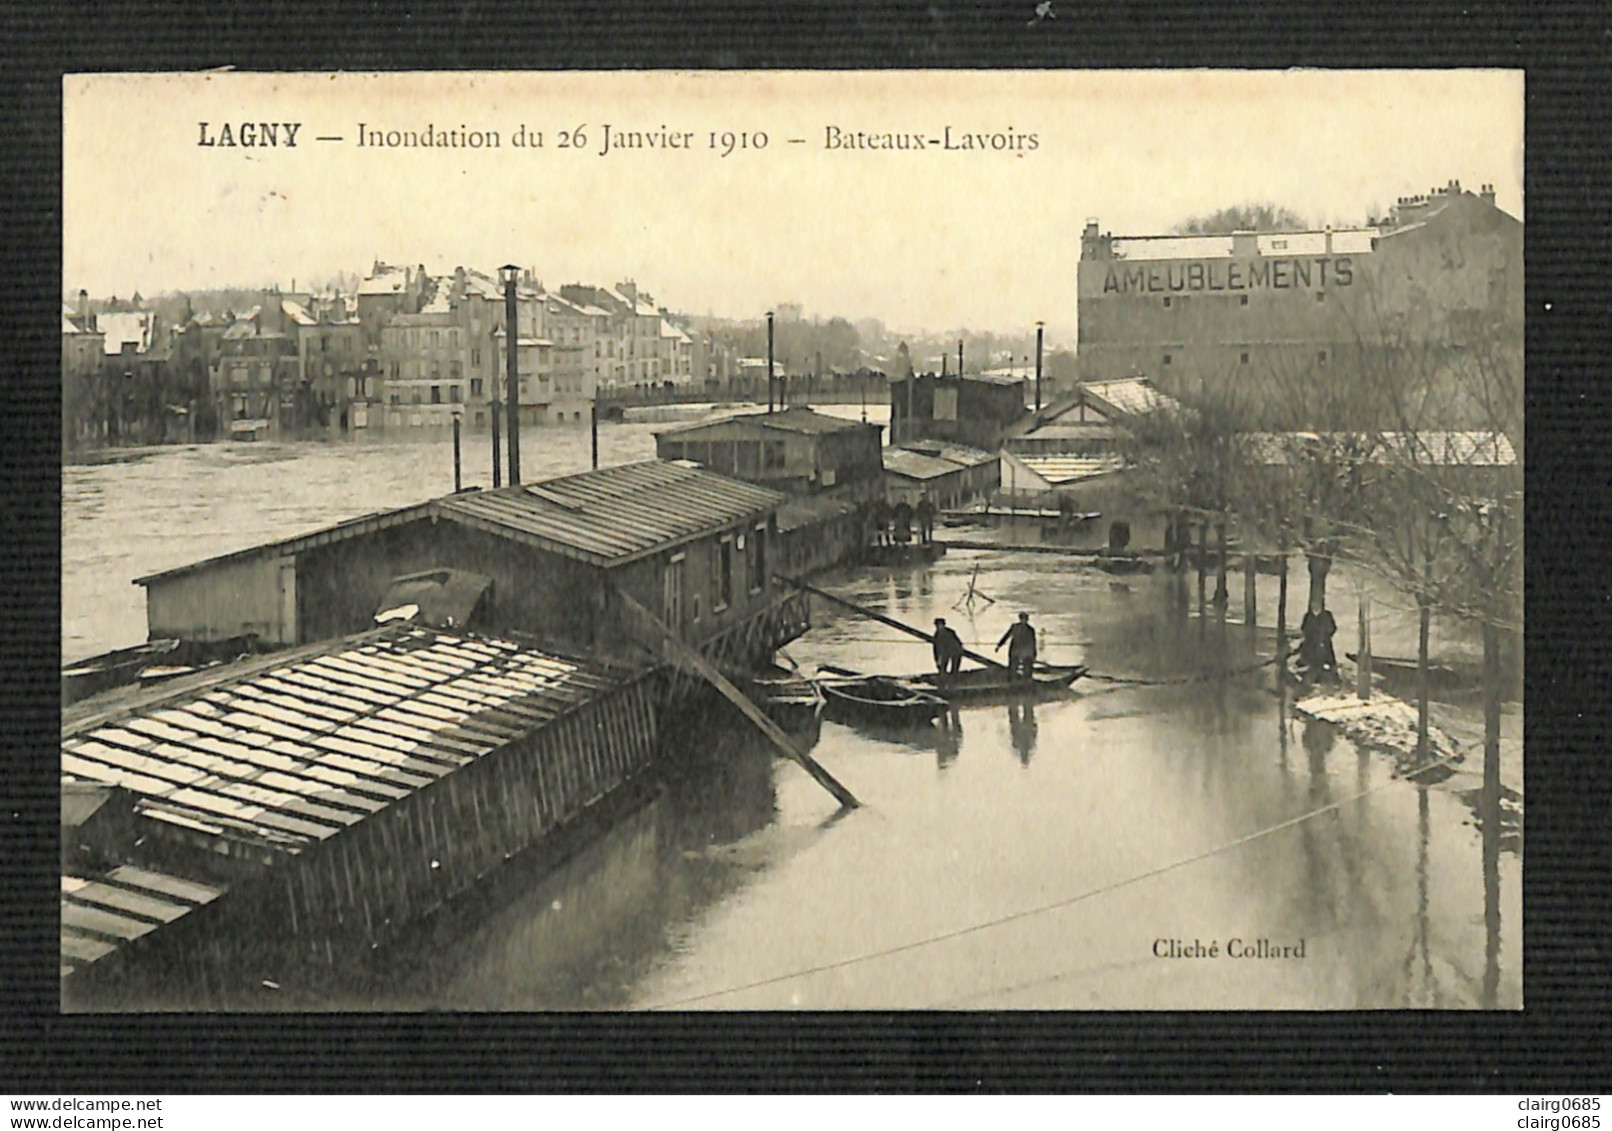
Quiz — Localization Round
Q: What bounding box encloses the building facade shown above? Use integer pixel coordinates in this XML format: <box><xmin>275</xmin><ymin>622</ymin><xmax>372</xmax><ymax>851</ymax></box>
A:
<box><xmin>1076</xmin><ymin>181</ymin><xmax>1523</xmax><ymax>427</ymax></box>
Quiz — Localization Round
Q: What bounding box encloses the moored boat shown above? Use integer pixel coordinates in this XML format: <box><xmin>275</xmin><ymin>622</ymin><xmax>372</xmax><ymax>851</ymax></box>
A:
<box><xmin>819</xmin><ymin>676</ymin><xmax>946</xmax><ymax>726</ymax></box>
<box><xmin>909</xmin><ymin>663</ymin><xmax>1087</xmax><ymax>701</ymax></box>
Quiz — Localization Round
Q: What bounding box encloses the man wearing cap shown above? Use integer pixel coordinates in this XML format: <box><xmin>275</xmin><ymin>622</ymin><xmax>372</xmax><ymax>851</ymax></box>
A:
<box><xmin>932</xmin><ymin>617</ymin><xmax>964</xmax><ymax>675</ymax></box>
<box><xmin>996</xmin><ymin>611</ymin><xmax>1037</xmax><ymax>680</ymax></box>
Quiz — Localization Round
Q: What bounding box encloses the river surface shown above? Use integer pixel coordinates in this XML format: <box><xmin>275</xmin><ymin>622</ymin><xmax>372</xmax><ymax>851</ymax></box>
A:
<box><xmin>60</xmin><ymin>419</ymin><xmax>1519</xmax><ymax>1010</ymax></box>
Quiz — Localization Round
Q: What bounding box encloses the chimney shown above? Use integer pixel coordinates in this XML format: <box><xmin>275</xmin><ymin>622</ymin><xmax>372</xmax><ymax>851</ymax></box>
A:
<box><xmin>1480</xmin><ymin>183</ymin><xmax>1496</xmax><ymax>208</ymax></box>
<box><xmin>77</xmin><ymin>289</ymin><xmax>89</xmax><ymax>324</ymax></box>
<box><xmin>1324</xmin><ymin>225</ymin><xmax>1333</xmax><ymax>254</ymax></box>
<box><xmin>1231</xmin><ymin>230</ymin><xmax>1260</xmax><ymax>257</ymax></box>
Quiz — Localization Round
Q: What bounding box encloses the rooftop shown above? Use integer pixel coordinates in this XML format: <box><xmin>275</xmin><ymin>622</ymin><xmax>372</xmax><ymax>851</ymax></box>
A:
<box><xmin>136</xmin><ymin>460</ymin><xmax>785</xmax><ymax>584</ymax></box>
<box><xmin>656</xmin><ymin>406</ymin><xmax>880</xmax><ymax>439</ymax></box>
<box><xmin>1012</xmin><ymin>453</ymin><xmax>1128</xmax><ymax>484</ymax></box>
<box><xmin>98</xmin><ymin>311</ymin><xmax>155</xmax><ymax>355</ymax></box>
<box><xmin>60</xmin><ymin>623</ymin><xmax>634</xmax><ymax>978</ymax></box>
<box><xmin>1107</xmin><ymin>228</ymin><xmax>1379</xmax><ymax>262</ymax></box>
<box><xmin>883</xmin><ymin>448</ymin><xmax>969</xmax><ymax>481</ymax></box>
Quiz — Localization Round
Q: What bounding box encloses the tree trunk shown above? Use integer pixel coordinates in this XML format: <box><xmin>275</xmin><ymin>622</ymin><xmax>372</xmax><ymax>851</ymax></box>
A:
<box><xmin>1483</xmin><ymin>619</ymin><xmax>1502</xmax><ymax>806</ymax></box>
<box><xmin>1306</xmin><ymin>545</ymin><xmax>1331</xmax><ymax>612</ymax></box>
<box><xmin>1409</xmin><ymin>597</ymin><xmax>1430</xmax><ymax>761</ymax></box>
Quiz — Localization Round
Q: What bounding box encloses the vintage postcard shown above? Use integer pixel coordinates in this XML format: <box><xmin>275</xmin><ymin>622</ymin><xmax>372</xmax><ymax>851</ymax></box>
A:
<box><xmin>60</xmin><ymin>70</ymin><xmax>1522</xmax><ymax>1010</ymax></box>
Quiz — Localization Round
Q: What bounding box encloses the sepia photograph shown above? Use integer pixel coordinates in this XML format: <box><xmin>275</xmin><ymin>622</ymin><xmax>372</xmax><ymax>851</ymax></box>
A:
<box><xmin>59</xmin><ymin>69</ymin><xmax>1522</xmax><ymax>1012</ymax></box>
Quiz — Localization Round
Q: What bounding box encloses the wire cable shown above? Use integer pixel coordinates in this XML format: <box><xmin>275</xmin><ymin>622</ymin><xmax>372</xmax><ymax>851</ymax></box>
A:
<box><xmin>645</xmin><ymin>751</ymin><xmax>1462</xmax><ymax>1010</ymax></box>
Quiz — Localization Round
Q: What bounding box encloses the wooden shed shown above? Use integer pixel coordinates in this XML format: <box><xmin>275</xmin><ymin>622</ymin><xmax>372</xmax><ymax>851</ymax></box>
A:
<box><xmin>135</xmin><ymin>461</ymin><xmax>805</xmax><ymax>671</ymax></box>
<box><xmin>653</xmin><ymin>407</ymin><xmax>886</xmax><ymax>503</ymax></box>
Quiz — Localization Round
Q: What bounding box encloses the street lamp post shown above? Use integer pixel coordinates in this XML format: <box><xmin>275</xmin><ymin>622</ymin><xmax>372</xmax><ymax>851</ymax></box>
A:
<box><xmin>500</xmin><ymin>265</ymin><xmax>522</xmax><ymax>485</ymax></box>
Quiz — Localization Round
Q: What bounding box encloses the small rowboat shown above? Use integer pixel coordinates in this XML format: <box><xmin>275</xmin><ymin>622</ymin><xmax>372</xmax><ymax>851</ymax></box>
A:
<box><xmin>910</xmin><ymin>663</ymin><xmax>1088</xmax><ymax>701</ymax></box>
<box><xmin>819</xmin><ymin>676</ymin><xmax>946</xmax><ymax>726</ymax></box>
<box><xmin>749</xmin><ymin>675</ymin><xmax>827</xmax><ymax>727</ymax></box>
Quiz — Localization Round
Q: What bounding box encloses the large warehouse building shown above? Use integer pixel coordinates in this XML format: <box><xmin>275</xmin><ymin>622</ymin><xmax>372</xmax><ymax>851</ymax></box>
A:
<box><xmin>1076</xmin><ymin>181</ymin><xmax>1522</xmax><ymax>426</ymax></box>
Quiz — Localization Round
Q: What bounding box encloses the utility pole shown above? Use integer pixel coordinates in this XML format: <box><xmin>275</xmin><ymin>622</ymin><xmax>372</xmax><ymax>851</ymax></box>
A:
<box><xmin>1034</xmin><ymin>321</ymin><xmax>1044</xmax><ymax>413</ymax></box>
<box><xmin>501</xmin><ymin>265</ymin><xmax>522</xmax><ymax>485</ymax></box>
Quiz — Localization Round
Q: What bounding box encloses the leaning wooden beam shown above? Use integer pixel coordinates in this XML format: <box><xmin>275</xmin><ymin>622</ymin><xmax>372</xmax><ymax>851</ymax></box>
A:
<box><xmin>612</xmin><ymin>587</ymin><xmax>859</xmax><ymax>810</ymax></box>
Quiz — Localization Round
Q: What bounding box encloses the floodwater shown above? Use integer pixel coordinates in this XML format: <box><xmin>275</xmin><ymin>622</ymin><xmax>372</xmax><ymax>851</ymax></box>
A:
<box><xmin>60</xmin><ymin>422</ymin><xmax>1520</xmax><ymax>1010</ymax></box>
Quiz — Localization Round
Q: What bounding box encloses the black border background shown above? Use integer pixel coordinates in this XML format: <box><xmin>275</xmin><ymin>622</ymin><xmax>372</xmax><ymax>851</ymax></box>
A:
<box><xmin>4</xmin><ymin>0</ymin><xmax>1610</xmax><ymax>1093</ymax></box>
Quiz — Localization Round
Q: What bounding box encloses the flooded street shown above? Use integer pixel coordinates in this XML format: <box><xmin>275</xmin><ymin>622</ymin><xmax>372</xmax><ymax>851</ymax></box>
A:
<box><xmin>61</xmin><ymin>427</ymin><xmax>1519</xmax><ymax>1010</ymax></box>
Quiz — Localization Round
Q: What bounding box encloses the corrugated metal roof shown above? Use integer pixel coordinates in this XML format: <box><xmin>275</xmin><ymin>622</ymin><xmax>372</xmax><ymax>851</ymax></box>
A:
<box><xmin>438</xmin><ymin>461</ymin><xmax>783</xmax><ymax>565</ymax></box>
<box><xmin>62</xmin><ymin>624</ymin><xmax>626</xmax><ymax>855</ymax></box>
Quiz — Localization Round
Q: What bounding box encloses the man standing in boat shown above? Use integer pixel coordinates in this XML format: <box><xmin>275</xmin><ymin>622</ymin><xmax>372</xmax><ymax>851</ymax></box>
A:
<box><xmin>996</xmin><ymin>611</ymin><xmax>1037</xmax><ymax>680</ymax></box>
<box><xmin>932</xmin><ymin>617</ymin><xmax>964</xmax><ymax>676</ymax></box>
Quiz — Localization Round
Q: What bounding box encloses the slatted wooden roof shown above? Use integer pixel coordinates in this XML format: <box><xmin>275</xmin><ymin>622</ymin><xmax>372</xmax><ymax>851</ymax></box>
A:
<box><xmin>61</xmin><ymin>625</ymin><xmax>626</xmax><ymax>856</ymax></box>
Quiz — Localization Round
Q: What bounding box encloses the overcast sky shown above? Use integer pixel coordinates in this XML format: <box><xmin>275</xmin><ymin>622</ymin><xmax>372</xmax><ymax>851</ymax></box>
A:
<box><xmin>64</xmin><ymin>70</ymin><xmax>1523</xmax><ymax>339</ymax></box>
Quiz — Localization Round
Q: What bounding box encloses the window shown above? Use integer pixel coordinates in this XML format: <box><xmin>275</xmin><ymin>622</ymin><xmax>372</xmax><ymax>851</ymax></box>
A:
<box><xmin>472</xmin><ymin>347</ymin><xmax>481</xmax><ymax>367</ymax></box>
<box><xmin>450</xmin><ymin>385</ymin><xmax>461</xmax><ymax>403</ymax></box>
<box><xmin>1271</xmin><ymin>239</ymin><xmax>1287</xmax><ymax>250</ymax></box>
<box><xmin>1317</xmin><ymin>350</ymin><xmax>1329</xmax><ymax>365</ymax></box>
<box><xmin>1239</xmin><ymin>295</ymin><xmax>1249</xmax><ymax>307</ymax></box>
<box><xmin>764</xmin><ymin>441</ymin><xmax>786</xmax><ymax>470</ymax></box>
<box><xmin>1240</xmin><ymin>352</ymin><xmax>1250</xmax><ymax>365</ymax></box>
<box><xmin>412</xmin><ymin>389</ymin><xmax>422</xmax><ymax>405</ymax></box>
<box><xmin>391</xmin><ymin>362</ymin><xmax>401</xmax><ymax>380</ymax></box>
<box><xmin>748</xmin><ymin>525</ymin><xmax>766</xmax><ymax>593</ymax></box>
<box><xmin>1162</xmin><ymin>296</ymin><xmax>1172</xmax><ymax>308</ymax></box>
<box><xmin>430</xmin><ymin>385</ymin><xmax>441</xmax><ymax>404</ymax></box>
<box><xmin>390</xmin><ymin>393</ymin><xmax>401</xmax><ymax>406</ymax></box>
<box><xmin>1316</xmin><ymin>291</ymin><xmax>1327</xmax><ymax>303</ymax></box>
<box><xmin>1162</xmin><ymin>354</ymin><xmax>1172</xmax><ymax>367</ymax></box>
<box><xmin>713</xmin><ymin>538</ymin><xmax>733</xmax><ymax>611</ymax></box>
<box><xmin>474</xmin><ymin>411</ymin><xmax>485</xmax><ymax>426</ymax></box>
<box><xmin>471</xmin><ymin>378</ymin><xmax>484</xmax><ymax>398</ymax></box>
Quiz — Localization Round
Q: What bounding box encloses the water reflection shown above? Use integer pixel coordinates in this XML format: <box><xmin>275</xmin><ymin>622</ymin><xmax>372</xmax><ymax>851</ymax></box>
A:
<box><xmin>1007</xmin><ymin>701</ymin><xmax>1038</xmax><ymax>766</ymax></box>
<box><xmin>936</xmin><ymin>708</ymin><xmax>962</xmax><ymax>771</ymax></box>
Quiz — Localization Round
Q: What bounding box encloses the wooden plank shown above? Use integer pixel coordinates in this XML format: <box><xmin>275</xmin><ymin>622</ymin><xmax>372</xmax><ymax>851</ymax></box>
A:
<box><xmin>61</xmin><ymin>930</ymin><xmax>119</xmax><ymax>963</ymax></box>
<box><xmin>61</xmin><ymin>900</ymin><xmax>158</xmax><ymax>941</ymax></box>
<box><xmin>67</xmin><ymin>883</ymin><xmax>190</xmax><ymax>923</ymax></box>
<box><xmin>105</xmin><ymin>865</ymin><xmax>223</xmax><ymax>905</ymax></box>
<box><xmin>614</xmin><ymin>587</ymin><xmax>858</xmax><ymax>809</ymax></box>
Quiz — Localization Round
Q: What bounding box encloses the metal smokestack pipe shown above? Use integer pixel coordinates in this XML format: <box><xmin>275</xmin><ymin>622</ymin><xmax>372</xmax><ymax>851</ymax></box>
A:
<box><xmin>502</xmin><ymin>265</ymin><xmax>522</xmax><ymax>486</ymax></box>
<box><xmin>1035</xmin><ymin>322</ymin><xmax>1044</xmax><ymax>413</ymax></box>
<box><xmin>767</xmin><ymin>310</ymin><xmax>775</xmax><ymax>413</ymax></box>
<box><xmin>591</xmin><ymin>402</ymin><xmax>599</xmax><ymax>469</ymax></box>
<box><xmin>958</xmin><ymin>339</ymin><xmax>964</xmax><ymax>377</ymax></box>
